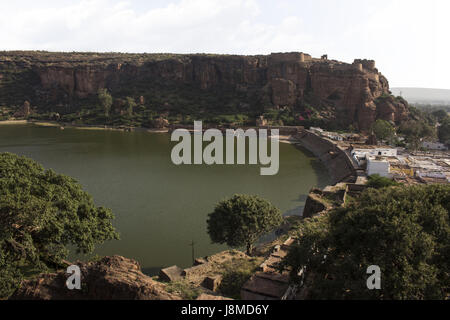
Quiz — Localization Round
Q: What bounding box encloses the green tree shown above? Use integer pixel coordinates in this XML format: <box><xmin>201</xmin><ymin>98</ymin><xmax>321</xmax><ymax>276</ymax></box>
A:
<box><xmin>98</xmin><ymin>88</ymin><xmax>113</xmax><ymax>117</ymax></box>
<box><xmin>125</xmin><ymin>97</ymin><xmax>137</xmax><ymax>117</ymax></box>
<box><xmin>0</xmin><ymin>153</ymin><xmax>119</xmax><ymax>297</ymax></box>
<box><xmin>371</xmin><ymin>119</ymin><xmax>395</xmax><ymax>143</ymax></box>
<box><xmin>280</xmin><ymin>184</ymin><xmax>450</xmax><ymax>299</ymax></box>
<box><xmin>438</xmin><ymin>117</ymin><xmax>450</xmax><ymax>147</ymax></box>
<box><xmin>347</xmin><ymin>124</ymin><xmax>356</xmax><ymax>133</ymax></box>
<box><xmin>207</xmin><ymin>195</ymin><xmax>283</xmax><ymax>255</ymax></box>
<box><xmin>366</xmin><ymin>174</ymin><xmax>399</xmax><ymax>189</ymax></box>
<box><xmin>0</xmin><ymin>252</ymin><xmax>23</xmax><ymax>298</ymax></box>
<box><xmin>398</xmin><ymin>120</ymin><xmax>436</xmax><ymax>150</ymax></box>
<box><xmin>432</xmin><ymin>110</ymin><xmax>448</xmax><ymax>122</ymax></box>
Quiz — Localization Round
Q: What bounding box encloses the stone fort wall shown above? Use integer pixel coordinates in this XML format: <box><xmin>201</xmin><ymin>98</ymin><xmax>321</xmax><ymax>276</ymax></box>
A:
<box><xmin>269</xmin><ymin>52</ymin><xmax>312</xmax><ymax>63</ymax></box>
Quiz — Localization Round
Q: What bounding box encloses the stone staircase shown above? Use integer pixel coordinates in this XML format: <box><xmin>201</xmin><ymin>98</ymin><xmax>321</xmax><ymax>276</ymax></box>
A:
<box><xmin>241</xmin><ymin>237</ymin><xmax>299</xmax><ymax>300</ymax></box>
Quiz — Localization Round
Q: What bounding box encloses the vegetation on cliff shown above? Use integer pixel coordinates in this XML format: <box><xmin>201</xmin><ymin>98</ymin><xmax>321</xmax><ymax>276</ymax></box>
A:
<box><xmin>368</xmin><ymin>103</ymin><xmax>447</xmax><ymax>149</ymax></box>
<box><xmin>371</xmin><ymin>119</ymin><xmax>395</xmax><ymax>144</ymax></box>
<box><xmin>280</xmin><ymin>184</ymin><xmax>450</xmax><ymax>299</ymax></box>
<box><xmin>365</xmin><ymin>174</ymin><xmax>400</xmax><ymax>189</ymax></box>
<box><xmin>0</xmin><ymin>153</ymin><xmax>119</xmax><ymax>298</ymax></box>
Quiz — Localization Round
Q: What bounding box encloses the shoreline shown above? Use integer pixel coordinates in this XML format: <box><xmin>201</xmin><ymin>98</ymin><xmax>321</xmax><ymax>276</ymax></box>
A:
<box><xmin>0</xmin><ymin>119</ymin><xmax>170</xmax><ymax>133</ymax></box>
<box><xmin>0</xmin><ymin>120</ymin><xmax>302</xmax><ymax>137</ymax></box>
<box><xmin>0</xmin><ymin>120</ymin><xmax>28</xmax><ymax>125</ymax></box>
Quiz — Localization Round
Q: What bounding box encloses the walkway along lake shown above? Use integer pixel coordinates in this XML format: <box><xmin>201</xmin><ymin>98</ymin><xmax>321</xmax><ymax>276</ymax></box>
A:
<box><xmin>0</xmin><ymin>124</ymin><xmax>330</xmax><ymax>274</ymax></box>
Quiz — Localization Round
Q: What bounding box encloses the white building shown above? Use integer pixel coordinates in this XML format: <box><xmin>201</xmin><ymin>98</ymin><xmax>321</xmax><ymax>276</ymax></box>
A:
<box><xmin>416</xmin><ymin>171</ymin><xmax>446</xmax><ymax>179</ymax></box>
<box><xmin>310</xmin><ymin>127</ymin><xmax>344</xmax><ymax>141</ymax></box>
<box><xmin>351</xmin><ymin>147</ymin><xmax>398</xmax><ymax>166</ymax></box>
<box><xmin>323</xmin><ymin>131</ymin><xmax>344</xmax><ymax>141</ymax></box>
<box><xmin>367</xmin><ymin>157</ymin><xmax>391</xmax><ymax>177</ymax></box>
<box><xmin>354</xmin><ymin>148</ymin><xmax>397</xmax><ymax>157</ymax></box>
<box><xmin>422</xmin><ymin>141</ymin><xmax>448</xmax><ymax>151</ymax></box>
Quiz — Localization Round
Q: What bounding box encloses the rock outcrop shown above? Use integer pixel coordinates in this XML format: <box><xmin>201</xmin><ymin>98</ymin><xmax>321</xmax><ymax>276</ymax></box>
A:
<box><xmin>10</xmin><ymin>256</ymin><xmax>180</xmax><ymax>300</ymax></box>
<box><xmin>13</xmin><ymin>101</ymin><xmax>31</xmax><ymax>118</ymax></box>
<box><xmin>0</xmin><ymin>51</ymin><xmax>409</xmax><ymax>130</ymax></box>
<box><xmin>302</xmin><ymin>184</ymin><xmax>347</xmax><ymax>218</ymax></box>
<box><xmin>159</xmin><ymin>265</ymin><xmax>184</xmax><ymax>282</ymax></box>
<box><xmin>302</xmin><ymin>190</ymin><xmax>330</xmax><ymax>218</ymax></box>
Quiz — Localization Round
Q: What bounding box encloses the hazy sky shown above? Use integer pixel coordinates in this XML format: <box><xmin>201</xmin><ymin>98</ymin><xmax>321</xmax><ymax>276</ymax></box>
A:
<box><xmin>1</xmin><ymin>0</ymin><xmax>449</xmax><ymax>89</ymax></box>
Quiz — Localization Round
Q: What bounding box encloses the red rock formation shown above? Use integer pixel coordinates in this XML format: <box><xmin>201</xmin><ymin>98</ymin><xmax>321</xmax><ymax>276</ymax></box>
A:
<box><xmin>13</xmin><ymin>100</ymin><xmax>31</xmax><ymax>118</ymax></box>
<box><xmin>0</xmin><ymin>51</ymin><xmax>409</xmax><ymax>130</ymax></box>
<box><xmin>375</xmin><ymin>95</ymin><xmax>409</xmax><ymax>123</ymax></box>
<box><xmin>152</xmin><ymin>117</ymin><xmax>170</xmax><ymax>129</ymax></box>
<box><xmin>10</xmin><ymin>256</ymin><xmax>180</xmax><ymax>300</ymax></box>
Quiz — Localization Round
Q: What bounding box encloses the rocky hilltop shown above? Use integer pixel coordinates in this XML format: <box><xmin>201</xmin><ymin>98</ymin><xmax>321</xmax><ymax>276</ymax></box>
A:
<box><xmin>9</xmin><ymin>251</ymin><xmax>256</xmax><ymax>300</ymax></box>
<box><xmin>0</xmin><ymin>51</ymin><xmax>408</xmax><ymax>130</ymax></box>
<box><xmin>10</xmin><ymin>256</ymin><xmax>181</xmax><ymax>300</ymax></box>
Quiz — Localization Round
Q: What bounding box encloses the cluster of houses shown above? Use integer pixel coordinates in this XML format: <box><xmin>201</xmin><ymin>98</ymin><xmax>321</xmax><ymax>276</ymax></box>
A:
<box><xmin>350</xmin><ymin>146</ymin><xmax>450</xmax><ymax>184</ymax></box>
<box><xmin>311</xmin><ymin>126</ymin><xmax>448</xmax><ymax>151</ymax></box>
<box><xmin>422</xmin><ymin>141</ymin><xmax>448</xmax><ymax>151</ymax></box>
<box><xmin>351</xmin><ymin>146</ymin><xmax>398</xmax><ymax>177</ymax></box>
<box><xmin>309</xmin><ymin>127</ymin><xmax>362</xmax><ymax>142</ymax></box>
<box><xmin>308</xmin><ymin>126</ymin><xmax>449</xmax><ymax>184</ymax></box>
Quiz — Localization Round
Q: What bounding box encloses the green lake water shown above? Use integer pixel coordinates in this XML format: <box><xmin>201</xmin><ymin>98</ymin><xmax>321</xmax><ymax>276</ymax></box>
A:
<box><xmin>0</xmin><ymin>124</ymin><xmax>330</xmax><ymax>274</ymax></box>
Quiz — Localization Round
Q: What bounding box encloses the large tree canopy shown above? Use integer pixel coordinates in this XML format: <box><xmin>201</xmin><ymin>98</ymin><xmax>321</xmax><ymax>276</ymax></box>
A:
<box><xmin>0</xmin><ymin>152</ymin><xmax>119</xmax><ymax>296</ymax></box>
<box><xmin>207</xmin><ymin>194</ymin><xmax>282</xmax><ymax>255</ymax></box>
<box><xmin>281</xmin><ymin>184</ymin><xmax>449</xmax><ymax>299</ymax></box>
<box><xmin>98</xmin><ymin>88</ymin><xmax>113</xmax><ymax>117</ymax></box>
<box><xmin>398</xmin><ymin>119</ymin><xmax>436</xmax><ymax>150</ymax></box>
<box><xmin>371</xmin><ymin>119</ymin><xmax>395</xmax><ymax>143</ymax></box>
<box><xmin>438</xmin><ymin>117</ymin><xmax>450</xmax><ymax>147</ymax></box>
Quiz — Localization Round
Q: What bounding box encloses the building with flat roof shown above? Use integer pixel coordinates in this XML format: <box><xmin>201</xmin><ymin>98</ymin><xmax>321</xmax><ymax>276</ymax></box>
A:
<box><xmin>351</xmin><ymin>147</ymin><xmax>398</xmax><ymax>166</ymax></box>
<box><xmin>422</xmin><ymin>141</ymin><xmax>448</xmax><ymax>151</ymax></box>
<box><xmin>367</xmin><ymin>156</ymin><xmax>390</xmax><ymax>177</ymax></box>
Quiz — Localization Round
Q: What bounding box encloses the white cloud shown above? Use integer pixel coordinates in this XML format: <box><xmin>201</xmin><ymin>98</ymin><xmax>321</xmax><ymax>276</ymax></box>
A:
<box><xmin>337</xmin><ymin>0</ymin><xmax>450</xmax><ymax>89</ymax></box>
<box><xmin>0</xmin><ymin>0</ymin><xmax>313</xmax><ymax>54</ymax></box>
<box><xmin>0</xmin><ymin>0</ymin><xmax>449</xmax><ymax>89</ymax></box>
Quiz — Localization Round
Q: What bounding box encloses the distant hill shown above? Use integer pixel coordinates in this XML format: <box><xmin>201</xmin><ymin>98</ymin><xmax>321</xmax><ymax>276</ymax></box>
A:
<box><xmin>391</xmin><ymin>88</ymin><xmax>450</xmax><ymax>105</ymax></box>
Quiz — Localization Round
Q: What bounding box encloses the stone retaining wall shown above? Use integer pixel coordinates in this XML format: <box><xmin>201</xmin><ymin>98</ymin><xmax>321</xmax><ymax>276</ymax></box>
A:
<box><xmin>295</xmin><ymin>129</ymin><xmax>356</xmax><ymax>184</ymax></box>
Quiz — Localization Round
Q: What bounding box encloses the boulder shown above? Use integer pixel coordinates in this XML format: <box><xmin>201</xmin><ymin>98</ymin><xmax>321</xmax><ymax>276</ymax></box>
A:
<box><xmin>152</xmin><ymin>117</ymin><xmax>169</xmax><ymax>129</ymax></box>
<box><xmin>302</xmin><ymin>190</ymin><xmax>329</xmax><ymax>218</ymax></box>
<box><xmin>201</xmin><ymin>275</ymin><xmax>222</xmax><ymax>292</ymax></box>
<box><xmin>159</xmin><ymin>265</ymin><xmax>184</xmax><ymax>282</ymax></box>
<box><xmin>194</xmin><ymin>257</ymin><xmax>207</xmax><ymax>266</ymax></box>
<box><xmin>10</xmin><ymin>256</ymin><xmax>180</xmax><ymax>300</ymax></box>
<box><xmin>256</xmin><ymin>115</ymin><xmax>268</xmax><ymax>127</ymax></box>
<box><xmin>241</xmin><ymin>272</ymin><xmax>290</xmax><ymax>300</ymax></box>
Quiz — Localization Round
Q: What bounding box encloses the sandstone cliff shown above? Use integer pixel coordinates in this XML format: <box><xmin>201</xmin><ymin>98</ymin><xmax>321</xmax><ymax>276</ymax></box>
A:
<box><xmin>0</xmin><ymin>51</ymin><xmax>408</xmax><ymax>130</ymax></box>
<box><xmin>10</xmin><ymin>256</ymin><xmax>181</xmax><ymax>300</ymax></box>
